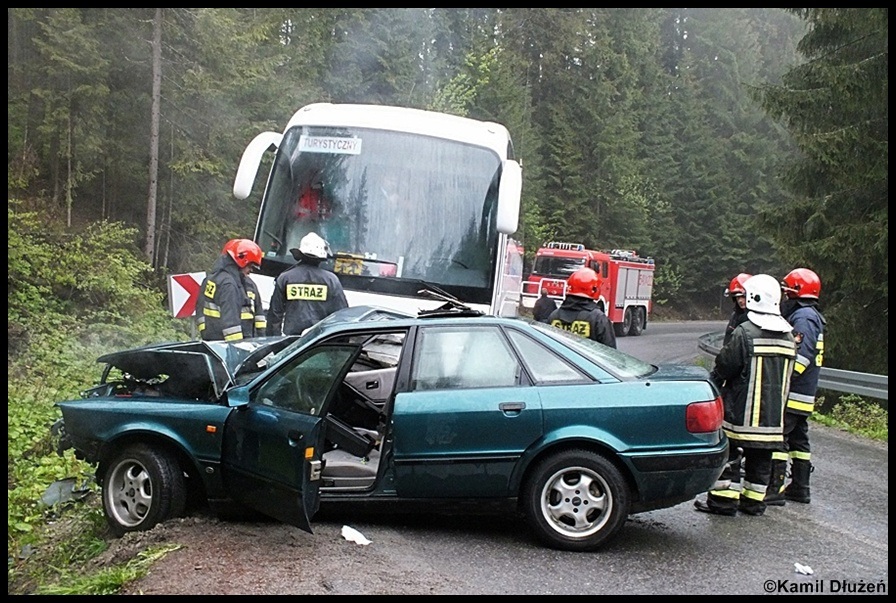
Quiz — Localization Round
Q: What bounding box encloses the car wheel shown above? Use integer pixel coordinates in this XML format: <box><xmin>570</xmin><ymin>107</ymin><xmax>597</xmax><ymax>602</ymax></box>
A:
<box><xmin>628</xmin><ymin>307</ymin><xmax>644</xmax><ymax>336</ymax></box>
<box><xmin>102</xmin><ymin>444</ymin><xmax>186</xmax><ymax>537</ymax></box>
<box><xmin>523</xmin><ymin>449</ymin><xmax>630</xmax><ymax>551</ymax></box>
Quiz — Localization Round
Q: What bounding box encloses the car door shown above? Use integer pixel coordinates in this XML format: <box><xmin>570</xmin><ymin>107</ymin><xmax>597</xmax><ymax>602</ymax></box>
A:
<box><xmin>391</xmin><ymin>324</ymin><xmax>543</xmax><ymax>498</ymax></box>
<box><xmin>221</xmin><ymin>344</ymin><xmax>360</xmax><ymax>532</ymax></box>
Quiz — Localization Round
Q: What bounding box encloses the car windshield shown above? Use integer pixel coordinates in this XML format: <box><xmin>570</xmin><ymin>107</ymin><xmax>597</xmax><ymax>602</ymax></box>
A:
<box><xmin>531</xmin><ymin>322</ymin><xmax>656</xmax><ymax>378</ymax></box>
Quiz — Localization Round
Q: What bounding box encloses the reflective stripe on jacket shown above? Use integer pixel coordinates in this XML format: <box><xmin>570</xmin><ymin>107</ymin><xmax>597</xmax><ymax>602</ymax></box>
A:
<box><xmin>267</xmin><ymin>262</ymin><xmax>348</xmax><ymax>336</ymax></box>
<box><xmin>196</xmin><ymin>255</ymin><xmax>247</xmax><ymax>342</ymax></box>
<box><xmin>242</xmin><ymin>274</ymin><xmax>267</xmax><ymax>337</ymax></box>
<box><xmin>783</xmin><ymin>303</ymin><xmax>826</xmax><ymax>416</ymax></box>
<box><xmin>547</xmin><ymin>295</ymin><xmax>617</xmax><ymax>348</ymax></box>
<box><xmin>712</xmin><ymin>320</ymin><xmax>796</xmax><ymax>449</ymax></box>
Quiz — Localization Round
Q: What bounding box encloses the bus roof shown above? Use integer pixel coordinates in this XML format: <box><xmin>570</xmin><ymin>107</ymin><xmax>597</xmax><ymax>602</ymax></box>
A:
<box><xmin>285</xmin><ymin>103</ymin><xmax>512</xmax><ymax>158</ymax></box>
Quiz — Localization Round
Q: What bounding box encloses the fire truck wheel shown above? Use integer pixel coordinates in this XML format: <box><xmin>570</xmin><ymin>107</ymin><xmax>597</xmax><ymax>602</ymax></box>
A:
<box><xmin>619</xmin><ymin>308</ymin><xmax>634</xmax><ymax>337</ymax></box>
<box><xmin>614</xmin><ymin>321</ymin><xmax>628</xmax><ymax>338</ymax></box>
<box><xmin>628</xmin><ymin>307</ymin><xmax>644</xmax><ymax>336</ymax></box>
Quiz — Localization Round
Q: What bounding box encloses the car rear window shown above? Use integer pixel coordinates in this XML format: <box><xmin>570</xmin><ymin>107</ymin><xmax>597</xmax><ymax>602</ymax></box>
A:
<box><xmin>532</xmin><ymin>322</ymin><xmax>656</xmax><ymax>379</ymax></box>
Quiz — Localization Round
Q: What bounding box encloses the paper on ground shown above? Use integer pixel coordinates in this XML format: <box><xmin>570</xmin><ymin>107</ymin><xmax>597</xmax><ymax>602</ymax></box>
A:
<box><xmin>341</xmin><ymin>525</ymin><xmax>372</xmax><ymax>545</ymax></box>
<box><xmin>794</xmin><ymin>562</ymin><xmax>814</xmax><ymax>575</ymax></box>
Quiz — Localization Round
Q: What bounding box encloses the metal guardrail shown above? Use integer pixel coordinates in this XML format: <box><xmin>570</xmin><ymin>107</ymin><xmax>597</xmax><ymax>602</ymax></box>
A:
<box><xmin>698</xmin><ymin>332</ymin><xmax>888</xmax><ymax>401</ymax></box>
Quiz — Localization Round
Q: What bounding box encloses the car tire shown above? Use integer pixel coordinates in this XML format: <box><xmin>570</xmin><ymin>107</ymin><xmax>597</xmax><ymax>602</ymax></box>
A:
<box><xmin>523</xmin><ymin>449</ymin><xmax>630</xmax><ymax>551</ymax></box>
<box><xmin>101</xmin><ymin>444</ymin><xmax>187</xmax><ymax>537</ymax></box>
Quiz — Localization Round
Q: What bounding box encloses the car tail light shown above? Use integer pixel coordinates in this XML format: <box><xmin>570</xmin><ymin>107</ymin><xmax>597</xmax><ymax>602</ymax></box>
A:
<box><xmin>686</xmin><ymin>396</ymin><xmax>723</xmax><ymax>433</ymax></box>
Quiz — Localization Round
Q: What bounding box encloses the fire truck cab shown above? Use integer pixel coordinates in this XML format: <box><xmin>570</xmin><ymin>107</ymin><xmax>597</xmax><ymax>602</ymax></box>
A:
<box><xmin>522</xmin><ymin>242</ymin><xmax>655</xmax><ymax>337</ymax></box>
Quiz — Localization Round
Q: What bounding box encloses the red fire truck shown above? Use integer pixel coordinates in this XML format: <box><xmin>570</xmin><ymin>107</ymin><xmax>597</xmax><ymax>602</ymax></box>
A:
<box><xmin>521</xmin><ymin>242</ymin><xmax>655</xmax><ymax>337</ymax></box>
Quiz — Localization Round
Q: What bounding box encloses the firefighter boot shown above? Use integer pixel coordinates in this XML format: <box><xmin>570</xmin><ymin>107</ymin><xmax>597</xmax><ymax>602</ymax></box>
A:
<box><xmin>784</xmin><ymin>459</ymin><xmax>812</xmax><ymax>504</ymax></box>
<box><xmin>764</xmin><ymin>458</ymin><xmax>788</xmax><ymax>507</ymax></box>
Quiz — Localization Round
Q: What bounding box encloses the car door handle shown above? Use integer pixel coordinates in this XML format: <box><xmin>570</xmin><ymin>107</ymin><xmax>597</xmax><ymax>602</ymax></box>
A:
<box><xmin>499</xmin><ymin>402</ymin><xmax>526</xmax><ymax>414</ymax></box>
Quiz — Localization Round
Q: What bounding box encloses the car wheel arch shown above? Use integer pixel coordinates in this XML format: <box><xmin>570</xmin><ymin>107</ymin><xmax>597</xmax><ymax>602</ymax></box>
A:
<box><xmin>512</xmin><ymin>437</ymin><xmax>638</xmax><ymax>502</ymax></box>
<box><xmin>97</xmin><ymin>432</ymin><xmax>203</xmax><ymax>490</ymax></box>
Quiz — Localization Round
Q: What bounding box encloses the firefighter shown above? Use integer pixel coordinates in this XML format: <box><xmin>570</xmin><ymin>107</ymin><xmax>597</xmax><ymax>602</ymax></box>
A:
<box><xmin>532</xmin><ymin>286</ymin><xmax>557</xmax><ymax>323</ymax></box>
<box><xmin>766</xmin><ymin>268</ymin><xmax>826</xmax><ymax>506</ymax></box>
<box><xmin>694</xmin><ymin>274</ymin><xmax>796</xmax><ymax>517</ymax></box>
<box><xmin>241</xmin><ymin>268</ymin><xmax>267</xmax><ymax>338</ymax></box>
<box><xmin>547</xmin><ymin>267</ymin><xmax>616</xmax><ymax>348</ymax></box>
<box><xmin>723</xmin><ymin>273</ymin><xmax>752</xmax><ymax>346</ymax></box>
<box><xmin>197</xmin><ymin>239</ymin><xmax>265</xmax><ymax>341</ymax></box>
<box><xmin>267</xmin><ymin>232</ymin><xmax>348</xmax><ymax>336</ymax></box>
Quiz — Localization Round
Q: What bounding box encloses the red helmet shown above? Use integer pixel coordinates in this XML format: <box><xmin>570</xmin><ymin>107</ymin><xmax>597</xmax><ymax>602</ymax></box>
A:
<box><xmin>223</xmin><ymin>238</ymin><xmax>263</xmax><ymax>270</ymax></box>
<box><xmin>566</xmin><ymin>267</ymin><xmax>601</xmax><ymax>299</ymax></box>
<box><xmin>781</xmin><ymin>268</ymin><xmax>821</xmax><ymax>300</ymax></box>
<box><xmin>724</xmin><ymin>273</ymin><xmax>752</xmax><ymax>298</ymax></box>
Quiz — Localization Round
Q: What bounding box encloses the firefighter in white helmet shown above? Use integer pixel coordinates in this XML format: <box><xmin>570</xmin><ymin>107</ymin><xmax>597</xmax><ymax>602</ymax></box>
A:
<box><xmin>694</xmin><ymin>274</ymin><xmax>796</xmax><ymax>517</ymax></box>
<box><xmin>267</xmin><ymin>232</ymin><xmax>348</xmax><ymax>336</ymax></box>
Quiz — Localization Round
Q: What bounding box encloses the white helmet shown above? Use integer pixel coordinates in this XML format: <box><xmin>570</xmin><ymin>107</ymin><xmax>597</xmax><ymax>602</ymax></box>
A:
<box><xmin>298</xmin><ymin>232</ymin><xmax>330</xmax><ymax>260</ymax></box>
<box><xmin>743</xmin><ymin>274</ymin><xmax>791</xmax><ymax>332</ymax></box>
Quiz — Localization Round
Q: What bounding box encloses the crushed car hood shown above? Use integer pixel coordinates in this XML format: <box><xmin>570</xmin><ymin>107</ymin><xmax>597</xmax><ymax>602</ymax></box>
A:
<box><xmin>95</xmin><ymin>336</ymin><xmax>297</xmax><ymax>400</ymax></box>
<box><xmin>90</xmin><ymin>307</ymin><xmax>408</xmax><ymax>401</ymax></box>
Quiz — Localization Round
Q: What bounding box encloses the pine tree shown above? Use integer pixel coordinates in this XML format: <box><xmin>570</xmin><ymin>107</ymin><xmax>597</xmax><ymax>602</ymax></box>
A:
<box><xmin>751</xmin><ymin>8</ymin><xmax>888</xmax><ymax>373</ymax></box>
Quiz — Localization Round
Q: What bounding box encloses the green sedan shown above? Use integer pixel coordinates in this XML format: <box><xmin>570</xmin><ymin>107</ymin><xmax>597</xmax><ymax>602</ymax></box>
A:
<box><xmin>53</xmin><ymin>304</ymin><xmax>727</xmax><ymax>552</ymax></box>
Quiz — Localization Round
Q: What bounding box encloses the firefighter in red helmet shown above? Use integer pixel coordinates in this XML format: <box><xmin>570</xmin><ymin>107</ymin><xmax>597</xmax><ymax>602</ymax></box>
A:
<box><xmin>547</xmin><ymin>267</ymin><xmax>616</xmax><ymax>348</ymax></box>
<box><xmin>765</xmin><ymin>268</ymin><xmax>826</xmax><ymax>506</ymax></box>
<box><xmin>723</xmin><ymin>273</ymin><xmax>752</xmax><ymax>346</ymax></box>
<box><xmin>197</xmin><ymin>239</ymin><xmax>266</xmax><ymax>341</ymax></box>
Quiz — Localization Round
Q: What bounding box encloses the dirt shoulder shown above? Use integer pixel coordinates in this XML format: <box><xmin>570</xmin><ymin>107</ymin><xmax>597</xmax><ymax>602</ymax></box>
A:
<box><xmin>114</xmin><ymin>513</ymin><xmax>460</xmax><ymax>595</ymax></box>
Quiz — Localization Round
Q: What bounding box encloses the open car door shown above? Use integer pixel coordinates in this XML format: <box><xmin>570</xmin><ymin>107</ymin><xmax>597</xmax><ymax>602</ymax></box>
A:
<box><xmin>220</xmin><ymin>344</ymin><xmax>362</xmax><ymax>532</ymax></box>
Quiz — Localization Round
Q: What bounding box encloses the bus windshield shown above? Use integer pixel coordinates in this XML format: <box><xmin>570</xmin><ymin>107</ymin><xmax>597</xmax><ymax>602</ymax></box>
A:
<box><xmin>256</xmin><ymin>125</ymin><xmax>503</xmax><ymax>305</ymax></box>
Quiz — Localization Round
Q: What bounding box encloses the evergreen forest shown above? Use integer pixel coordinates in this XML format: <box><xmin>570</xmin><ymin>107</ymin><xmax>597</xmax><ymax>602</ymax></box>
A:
<box><xmin>8</xmin><ymin>8</ymin><xmax>887</xmax><ymax>374</ymax></box>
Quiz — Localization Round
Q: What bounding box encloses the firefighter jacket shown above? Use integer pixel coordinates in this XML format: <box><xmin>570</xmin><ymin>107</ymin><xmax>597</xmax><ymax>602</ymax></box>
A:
<box><xmin>241</xmin><ymin>274</ymin><xmax>267</xmax><ymax>338</ymax></box>
<box><xmin>711</xmin><ymin>320</ymin><xmax>796</xmax><ymax>449</ymax></box>
<box><xmin>533</xmin><ymin>293</ymin><xmax>558</xmax><ymax>323</ymax></box>
<box><xmin>197</xmin><ymin>255</ymin><xmax>251</xmax><ymax>342</ymax></box>
<box><xmin>267</xmin><ymin>262</ymin><xmax>348</xmax><ymax>336</ymax></box>
<box><xmin>547</xmin><ymin>295</ymin><xmax>617</xmax><ymax>348</ymax></box>
<box><xmin>781</xmin><ymin>300</ymin><xmax>826</xmax><ymax>416</ymax></box>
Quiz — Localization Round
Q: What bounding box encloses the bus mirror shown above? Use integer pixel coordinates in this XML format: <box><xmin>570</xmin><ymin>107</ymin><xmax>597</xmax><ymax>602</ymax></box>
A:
<box><xmin>233</xmin><ymin>131</ymin><xmax>283</xmax><ymax>200</ymax></box>
<box><xmin>496</xmin><ymin>159</ymin><xmax>522</xmax><ymax>235</ymax></box>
